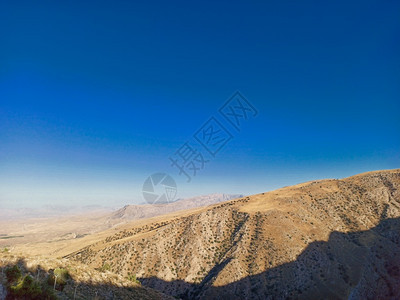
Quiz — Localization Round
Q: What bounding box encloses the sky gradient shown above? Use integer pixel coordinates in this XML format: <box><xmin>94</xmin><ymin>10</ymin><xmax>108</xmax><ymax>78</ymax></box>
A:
<box><xmin>1</xmin><ymin>0</ymin><xmax>399</xmax><ymax>208</ymax></box>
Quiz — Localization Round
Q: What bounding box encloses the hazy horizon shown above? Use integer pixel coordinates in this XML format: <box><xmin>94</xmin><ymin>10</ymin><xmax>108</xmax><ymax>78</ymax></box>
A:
<box><xmin>1</xmin><ymin>1</ymin><xmax>399</xmax><ymax>208</ymax></box>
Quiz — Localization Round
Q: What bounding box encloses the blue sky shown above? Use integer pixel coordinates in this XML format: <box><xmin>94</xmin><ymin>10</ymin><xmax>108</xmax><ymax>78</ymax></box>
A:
<box><xmin>0</xmin><ymin>1</ymin><xmax>399</xmax><ymax>208</ymax></box>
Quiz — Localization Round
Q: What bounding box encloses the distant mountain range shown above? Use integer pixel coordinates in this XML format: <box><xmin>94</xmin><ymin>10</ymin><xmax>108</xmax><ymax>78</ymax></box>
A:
<box><xmin>110</xmin><ymin>193</ymin><xmax>243</xmax><ymax>222</ymax></box>
<box><xmin>0</xmin><ymin>194</ymin><xmax>243</xmax><ymax>221</ymax></box>
<box><xmin>0</xmin><ymin>193</ymin><xmax>243</xmax><ymax>247</ymax></box>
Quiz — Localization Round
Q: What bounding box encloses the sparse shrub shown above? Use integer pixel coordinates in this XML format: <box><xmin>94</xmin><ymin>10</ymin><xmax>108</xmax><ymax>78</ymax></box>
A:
<box><xmin>9</xmin><ymin>274</ymin><xmax>42</xmax><ymax>299</ymax></box>
<box><xmin>5</xmin><ymin>265</ymin><xmax>22</xmax><ymax>284</ymax></box>
<box><xmin>4</xmin><ymin>264</ymin><xmax>56</xmax><ymax>300</ymax></box>
<box><xmin>127</xmin><ymin>274</ymin><xmax>140</xmax><ymax>284</ymax></box>
<box><xmin>48</xmin><ymin>267</ymin><xmax>70</xmax><ymax>291</ymax></box>
<box><xmin>100</xmin><ymin>262</ymin><xmax>111</xmax><ymax>272</ymax></box>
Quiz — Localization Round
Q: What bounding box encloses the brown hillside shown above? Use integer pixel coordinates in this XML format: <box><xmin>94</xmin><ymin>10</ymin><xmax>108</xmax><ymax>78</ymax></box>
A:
<box><xmin>60</xmin><ymin>170</ymin><xmax>400</xmax><ymax>298</ymax></box>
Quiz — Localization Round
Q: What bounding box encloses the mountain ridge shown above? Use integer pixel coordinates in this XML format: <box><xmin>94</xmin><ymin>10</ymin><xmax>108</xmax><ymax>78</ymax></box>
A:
<box><xmin>66</xmin><ymin>169</ymin><xmax>400</xmax><ymax>299</ymax></box>
<box><xmin>110</xmin><ymin>193</ymin><xmax>243</xmax><ymax>222</ymax></box>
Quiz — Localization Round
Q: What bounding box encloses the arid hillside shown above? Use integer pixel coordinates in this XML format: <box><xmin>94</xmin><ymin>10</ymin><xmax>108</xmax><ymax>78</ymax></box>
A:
<box><xmin>66</xmin><ymin>169</ymin><xmax>400</xmax><ymax>299</ymax></box>
<box><xmin>0</xmin><ymin>194</ymin><xmax>240</xmax><ymax>249</ymax></box>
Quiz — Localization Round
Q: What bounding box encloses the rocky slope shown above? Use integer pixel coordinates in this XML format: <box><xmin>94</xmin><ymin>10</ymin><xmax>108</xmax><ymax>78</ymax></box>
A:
<box><xmin>67</xmin><ymin>169</ymin><xmax>400</xmax><ymax>299</ymax></box>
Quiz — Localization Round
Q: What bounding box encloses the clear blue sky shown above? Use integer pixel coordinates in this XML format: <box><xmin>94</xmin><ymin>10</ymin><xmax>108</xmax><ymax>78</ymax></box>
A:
<box><xmin>1</xmin><ymin>1</ymin><xmax>399</xmax><ymax>208</ymax></box>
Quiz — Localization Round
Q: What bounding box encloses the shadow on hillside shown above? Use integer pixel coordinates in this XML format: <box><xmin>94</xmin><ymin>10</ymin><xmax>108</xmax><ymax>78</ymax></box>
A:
<box><xmin>140</xmin><ymin>217</ymin><xmax>400</xmax><ymax>300</ymax></box>
<box><xmin>1</xmin><ymin>218</ymin><xmax>399</xmax><ymax>299</ymax></box>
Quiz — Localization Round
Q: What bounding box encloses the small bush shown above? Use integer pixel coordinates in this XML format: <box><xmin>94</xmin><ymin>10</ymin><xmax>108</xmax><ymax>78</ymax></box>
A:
<box><xmin>48</xmin><ymin>267</ymin><xmax>70</xmax><ymax>291</ymax></box>
<box><xmin>10</xmin><ymin>275</ymin><xmax>42</xmax><ymax>299</ymax></box>
<box><xmin>7</xmin><ymin>273</ymin><xmax>57</xmax><ymax>300</ymax></box>
<box><xmin>127</xmin><ymin>274</ymin><xmax>140</xmax><ymax>284</ymax></box>
<box><xmin>5</xmin><ymin>265</ymin><xmax>22</xmax><ymax>284</ymax></box>
<box><xmin>100</xmin><ymin>262</ymin><xmax>111</xmax><ymax>272</ymax></box>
